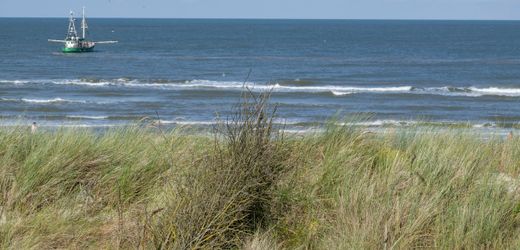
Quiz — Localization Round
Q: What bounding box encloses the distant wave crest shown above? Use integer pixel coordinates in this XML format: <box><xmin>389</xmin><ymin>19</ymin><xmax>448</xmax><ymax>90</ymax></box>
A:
<box><xmin>1</xmin><ymin>97</ymin><xmax>87</xmax><ymax>104</ymax></box>
<box><xmin>2</xmin><ymin>78</ymin><xmax>520</xmax><ymax>97</ymax></box>
<box><xmin>22</xmin><ymin>98</ymin><xmax>86</xmax><ymax>104</ymax></box>
<box><xmin>66</xmin><ymin>115</ymin><xmax>109</xmax><ymax>120</ymax></box>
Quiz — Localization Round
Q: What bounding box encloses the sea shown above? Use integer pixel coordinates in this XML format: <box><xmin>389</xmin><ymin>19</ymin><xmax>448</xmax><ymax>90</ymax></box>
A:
<box><xmin>1</xmin><ymin>18</ymin><xmax>520</xmax><ymax>133</ymax></box>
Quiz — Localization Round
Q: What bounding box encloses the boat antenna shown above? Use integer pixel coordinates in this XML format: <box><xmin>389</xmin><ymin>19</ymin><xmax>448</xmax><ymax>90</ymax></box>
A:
<box><xmin>81</xmin><ymin>7</ymin><xmax>88</xmax><ymax>39</ymax></box>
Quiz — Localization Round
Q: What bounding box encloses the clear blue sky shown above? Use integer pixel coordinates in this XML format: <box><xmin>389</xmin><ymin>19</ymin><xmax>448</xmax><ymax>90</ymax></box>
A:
<box><xmin>0</xmin><ymin>0</ymin><xmax>519</xmax><ymax>20</ymax></box>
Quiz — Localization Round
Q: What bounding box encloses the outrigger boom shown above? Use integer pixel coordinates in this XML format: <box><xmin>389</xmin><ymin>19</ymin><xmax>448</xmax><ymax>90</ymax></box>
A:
<box><xmin>48</xmin><ymin>7</ymin><xmax>117</xmax><ymax>53</ymax></box>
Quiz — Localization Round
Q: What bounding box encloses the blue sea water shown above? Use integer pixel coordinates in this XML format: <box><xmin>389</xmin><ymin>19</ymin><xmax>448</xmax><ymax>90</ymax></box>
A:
<box><xmin>1</xmin><ymin>18</ymin><xmax>520</xmax><ymax>130</ymax></box>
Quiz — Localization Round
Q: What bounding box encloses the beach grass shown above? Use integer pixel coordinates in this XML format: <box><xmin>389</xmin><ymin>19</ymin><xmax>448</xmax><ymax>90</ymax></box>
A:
<box><xmin>1</xmin><ymin>93</ymin><xmax>520</xmax><ymax>248</ymax></box>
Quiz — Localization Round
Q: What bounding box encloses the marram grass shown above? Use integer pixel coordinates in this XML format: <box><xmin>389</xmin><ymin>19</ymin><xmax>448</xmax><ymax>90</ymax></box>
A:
<box><xmin>1</xmin><ymin>103</ymin><xmax>520</xmax><ymax>248</ymax></box>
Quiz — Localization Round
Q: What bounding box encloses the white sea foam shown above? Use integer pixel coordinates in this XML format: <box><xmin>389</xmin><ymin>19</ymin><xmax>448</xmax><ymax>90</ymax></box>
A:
<box><xmin>341</xmin><ymin>120</ymin><xmax>419</xmax><ymax>127</ymax></box>
<box><xmin>0</xmin><ymin>96</ymin><xmax>112</xmax><ymax>104</ymax></box>
<box><xmin>3</xmin><ymin>78</ymin><xmax>520</xmax><ymax>97</ymax></box>
<box><xmin>0</xmin><ymin>98</ymin><xmax>19</xmax><ymax>102</ymax></box>
<box><xmin>468</xmin><ymin>87</ymin><xmax>520</xmax><ymax>97</ymax></box>
<box><xmin>418</xmin><ymin>87</ymin><xmax>483</xmax><ymax>97</ymax></box>
<box><xmin>261</xmin><ymin>84</ymin><xmax>413</xmax><ymax>94</ymax></box>
<box><xmin>0</xmin><ymin>80</ymin><xmax>31</xmax><ymax>85</ymax></box>
<box><xmin>67</xmin><ymin>115</ymin><xmax>109</xmax><ymax>120</ymax></box>
<box><xmin>331</xmin><ymin>91</ymin><xmax>354</xmax><ymax>96</ymax></box>
<box><xmin>21</xmin><ymin>98</ymin><xmax>64</xmax><ymax>103</ymax></box>
<box><xmin>419</xmin><ymin>86</ymin><xmax>520</xmax><ymax>97</ymax></box>
<box><xmin>20</xmin><ymin>98</ymin><xmax>88</xmax><ymax>104</ymax></box>
<box><xmin>156</xmin><ymin>120</ymin><xmax>217</xmax><ymax>125</ymax></box>
<box><xmin>60</xmin><ymin>79</ymin><xmax>520</xmax><ymax>97</ymax></box>
<box><xmin>0</xmin><ymin>79</ymin><xmax>413</xmax><ymax>93</ymax></box>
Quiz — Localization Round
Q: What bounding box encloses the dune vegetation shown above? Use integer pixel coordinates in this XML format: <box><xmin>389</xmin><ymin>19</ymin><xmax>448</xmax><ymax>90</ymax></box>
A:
<box><xmin>1</xmin><ymin>91</ymin><xmax>520</xmax><ymax>249</ymax></box>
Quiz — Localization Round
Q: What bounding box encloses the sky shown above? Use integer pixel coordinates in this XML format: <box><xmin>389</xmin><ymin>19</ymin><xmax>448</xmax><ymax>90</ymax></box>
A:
<box><xmin>0</xmin><ymin>0</ymin><xmax>519</xmax><ymax>20</ymax></box>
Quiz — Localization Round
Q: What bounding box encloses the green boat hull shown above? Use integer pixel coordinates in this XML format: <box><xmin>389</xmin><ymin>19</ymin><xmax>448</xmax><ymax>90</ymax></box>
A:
<box><xmin>62</xmin><ymin>47</ymin><xmax>95</xmax><ymax>53</ymax></box>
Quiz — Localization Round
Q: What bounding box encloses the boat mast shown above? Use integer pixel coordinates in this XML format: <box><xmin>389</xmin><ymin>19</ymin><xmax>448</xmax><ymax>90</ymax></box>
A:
<box><xmin>81</xmin><ymin>7</ymin><xmax>88</xmax><ymax>39</ymax></box>
<box><xmin>66</xmin><ymin>11</ymin><xmax>78</xmax><ymax>40</ymax></box>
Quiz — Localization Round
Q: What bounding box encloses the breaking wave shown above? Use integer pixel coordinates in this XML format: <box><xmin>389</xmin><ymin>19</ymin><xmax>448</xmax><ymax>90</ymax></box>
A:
<box><xmin>330</xmin><ymin>86</ymin><xmax>520</xmax><ymax>97</ymax></box>
<box><xmin>340</xmin><ymin>120</ymin><xmax>518</xmax><ymax>129</ymax></box>
<box><xmin>2</xmin><ymin>78</ymin><xmax>520</xmax><ymax>97</ymax></box>
<box><xmin>21</xmin><ymin>98</ymin><xmax>87</xmax><ymax>104</ymax></box>
<box><xmin>66</xmin><ymin>115</ymin><xmax>109</xmax><ymax>120</ymax></box>
<box><xmin>1</xmin><ymin>97</ymin><xmax>87</xmax><ymax>104</ymax></box>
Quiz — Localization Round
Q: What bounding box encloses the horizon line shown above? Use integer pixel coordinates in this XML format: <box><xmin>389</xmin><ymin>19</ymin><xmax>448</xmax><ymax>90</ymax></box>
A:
<box><xmin>0</xmin><ymin>16</ymin><xmax>520</xmax><ymax>21</ymax></box>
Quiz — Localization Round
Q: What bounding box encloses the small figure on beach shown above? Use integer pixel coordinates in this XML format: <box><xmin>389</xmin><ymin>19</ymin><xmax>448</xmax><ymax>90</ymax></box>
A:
<box><xmin>31</xmin><ymin>122</ymin><xmax>38</xmax><ymax>134</ymax></box>
<box><xmin>508</xmin><ymin>131</ymin><xmax>514</xmax><ymax>140</ymax></box>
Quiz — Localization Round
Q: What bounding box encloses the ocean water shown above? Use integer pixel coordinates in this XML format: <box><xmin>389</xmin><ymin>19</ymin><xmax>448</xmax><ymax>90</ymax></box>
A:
<box><xmin>1</xmin><ymin>18</ymin><xmax>520</xmax><ymax>130</ymax></box>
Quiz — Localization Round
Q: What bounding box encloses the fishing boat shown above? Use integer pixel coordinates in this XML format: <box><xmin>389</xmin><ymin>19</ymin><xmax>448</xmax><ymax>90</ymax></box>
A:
<box><xmin>48</xmin><ymin>7</ymin><xmax>117</xmax><ymax>53</ymax></box>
